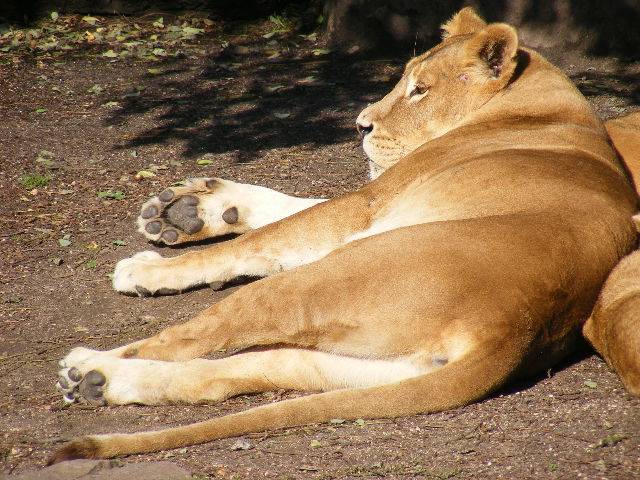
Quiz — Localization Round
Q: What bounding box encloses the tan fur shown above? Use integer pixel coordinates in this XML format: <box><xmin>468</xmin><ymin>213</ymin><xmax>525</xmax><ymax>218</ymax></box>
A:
<box><xmin>50</xmin><ymin>9</ymin><xmax>640</xmax><ymax>464</ymax></box>
<box><xmin>583</xmin><ymin>113</ymin><xmax>640</xmax><ymax>396</ymax></box>
<box><xmin>605</xmin><ymin>111</ymin><xmax>640</xmax><ymax>189</ymax></box>
<box><xmin>584</xmin><ymin>252</ymin><xmax>640</xmax><ymax>396</ymax></box>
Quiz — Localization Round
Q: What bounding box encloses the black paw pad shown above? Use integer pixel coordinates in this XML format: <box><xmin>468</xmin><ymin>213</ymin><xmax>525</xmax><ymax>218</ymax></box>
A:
<box><xmin>78</xmin><ymin>370</ymin><xmax>106</xmax><ymax>405</ymax></box>
<box><xmin>84</xmin><ymin>370</ymin><xmax>106</xmax><ymax>386</ymax></box>
<box><xmin>141</xmin><ymin>205</ymin><xmax>158</xmax><ymax>219</ymax></box>
<box><xmin>68</xmin><ymin>367</ymin><xmax>82</xmax><ymax>382</ymax></box>
<box><xmin>145</xmin><ymin>221</ymin><xmax>162</xmax><ymax>234</ymax></box>
<box><xmin>181</xmin><ymin>195</ymin><xmax>199</xmax><ymax>206</ymax></box>
<box><xmin>222</xmin><ymin>206</ymin><xmax>239</xmax><ymax>224</ymax></box>
<box><xmin>161</xmin><ymin>229</ymin><xmax>179</xmax><ymax>243</ymax></box>
<box><xmin>156</xmin><ymin>288</ymin><xmax>179</xmax><ymax>295</ymax></box>
<box><xmin>136</xmin><ymin>286</ymin><xmax>152</xmax><ymax>297</ymax></box>
<box><xmin>159</xmin><ymin>189</ymin><xmax>175</xmax><ymax>202</ymax></box>
<box><xmin>166</xmin><ymin>198</ymin><xmax>204</xmax><ymax>235</ymax></box>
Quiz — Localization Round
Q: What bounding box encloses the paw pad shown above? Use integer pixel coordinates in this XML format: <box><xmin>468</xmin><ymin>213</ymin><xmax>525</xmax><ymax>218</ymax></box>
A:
<box><xmin>137</xmin><ymin>178</ymin><xmax>227</xmax><ymax>244</ymax></box>
<box><xmin>57</xmin><ymin>368</ymin><xmax>107</xmax><ymax>406</ymax></box>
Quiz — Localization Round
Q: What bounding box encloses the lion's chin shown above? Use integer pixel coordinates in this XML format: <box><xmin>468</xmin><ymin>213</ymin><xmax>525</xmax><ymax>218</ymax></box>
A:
<box><xmin>363</xmin><ymin>144</ymin><xmax>405</xmax><ymax>180</ymax></box>
<box><xmin>368</xmin><ymin>160</ymin><xmax>386</xmax><ymax>180</ymax></box>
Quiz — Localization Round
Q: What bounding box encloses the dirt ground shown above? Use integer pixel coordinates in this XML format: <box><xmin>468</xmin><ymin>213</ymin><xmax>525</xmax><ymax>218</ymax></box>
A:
<box><xmin>1</xmin><ymin>13</ymin><xmax>639</xmax><ymax>480</ymax></box>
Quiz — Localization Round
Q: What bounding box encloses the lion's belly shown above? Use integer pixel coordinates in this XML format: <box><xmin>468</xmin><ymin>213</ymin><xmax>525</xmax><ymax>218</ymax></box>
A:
<box><xmin>287</xmin><ymin>209</ymin><xmax>635</xmax><ymax>370</ymax></box>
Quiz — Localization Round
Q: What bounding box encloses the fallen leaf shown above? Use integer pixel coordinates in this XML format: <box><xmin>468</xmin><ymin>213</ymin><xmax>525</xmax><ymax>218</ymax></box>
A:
<box><xmin>102</xmin><ymin>49</ymin><xmax>118</xmax><ymax>58</ymax></box>
<box><xmin>265</xmin><ymin>84</ymin><xmax>285</xmax><ymax>93</ymax></box>
<box><xmin>329</xmin><ymin>418</ymin><xmax>345</xmax><ymax>424</ymax></box>
<box><xmin>181</xmin><ymin>26</ymin><xmax>204</xmax><ymax>38</ymax></box>
<box><xmin>147</xmin><ymin>68</ymin><xmax>162</xmax><ymax>75</ymax></box>
<box><xmin>102</xmin><ymin>101</ymin><xmax>120</xmax><ymax>108</ymax></box>
<box><xmin>135</xmin><ymin>170</ymin><xmax>156</xmax><ymax>179</ymax></box>
<box><xmin>309</xmin><ymin>440</ymin><xmax>322</xmax><ymax>448</ymax></box>
<box><xmin>196</xmin><ymin>158</ymin><xmax>214</xmax><ymax>166</ymax></box>
<box><xmin>354</xmin><ymin>418</ymin><xmax>366</xmax><ymax>426</ymax></box>
<box><xmin>312</xmin><ymin>48</ymin><xmax>331</xmax><ymax>56</ymax></box>
<box><xmin>86</xmin><ymin>259</ymin><xmax>97</xmax><ymax>269</ymax></box>
<box><xmin>584</xmin><ymin>380</ymin><xmax>598</xmax><ymax>389</ymax></box>
<box><xmin>112</xmin><ymin>239</ymin><xmax>126</xmax><ymax>246</ymax></box>
<box><xmin>87</xmin><ymin>84</ymin><xmax>103</xmax><ymax>94</ymax></box>
<box><xmin>273</xmin><ymin>112</ymin><xmax>291</xmax><ymax>119</ymax></box>
<box><xmin>35</xmin><ymin>107</ymin><xmax>47</xmax><ymax>114</ymax></box>
<box><xmin>58</xmin><ymin>234</ymin><xmax>71</xmax><ymax>247</ymax></box>
<box><xmin>50</xmin><ymin>11</ymin><xmax>59</xmax><ymax>21</ymax></box>
<box><xmin>82</xmin><ymin>16</ymin><xmax>98</xmax><ymax>26</ymax></box>
<box><xmin>97</xmin><ymin>190</ymin><xmax>125</xmax><ymax>200</ymax></box>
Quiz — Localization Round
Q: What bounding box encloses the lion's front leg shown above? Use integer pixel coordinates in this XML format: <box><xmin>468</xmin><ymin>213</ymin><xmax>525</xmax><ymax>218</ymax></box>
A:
<box><xmin>137</xmin><ymin>177</ymin><xmax>325</xmax><ymax>245</ymax></box>
<box><xmin>113</xmin><ymin>191</ymin><xmax>373</xmax><ymax>296</ymax></box>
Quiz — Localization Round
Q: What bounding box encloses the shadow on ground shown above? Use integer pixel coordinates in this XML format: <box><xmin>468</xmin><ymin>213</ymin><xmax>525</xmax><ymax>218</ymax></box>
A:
<box><xmin>106</xmin><ymin>40</ymin><xmax>404</xmax><ymax>162</ymax></box>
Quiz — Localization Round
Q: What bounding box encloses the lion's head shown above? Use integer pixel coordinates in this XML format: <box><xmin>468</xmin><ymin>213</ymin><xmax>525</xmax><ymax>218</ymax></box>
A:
<box><xmin>357</xmin><ymin>8</ymin><xmax>520</xmax><ymax>178</ymax></box>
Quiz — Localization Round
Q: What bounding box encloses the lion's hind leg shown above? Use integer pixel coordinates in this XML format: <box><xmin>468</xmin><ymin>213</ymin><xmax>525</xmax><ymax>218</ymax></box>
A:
<box><xmin>50</xmin><ymin>337</ymin><xmax>526</xmax><ymax>463</ymax></box>
<box><xmin>56</xmin><ymin>348</ymin><xmax>431</xmax><ymax>406</ymax></box>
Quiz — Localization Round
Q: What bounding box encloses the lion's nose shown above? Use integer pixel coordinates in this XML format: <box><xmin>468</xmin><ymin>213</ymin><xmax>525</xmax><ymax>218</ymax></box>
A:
<box><xmin>356</xmin><ymin>121</ymin><xmax>374</xmax><ymax>137</ymax></box>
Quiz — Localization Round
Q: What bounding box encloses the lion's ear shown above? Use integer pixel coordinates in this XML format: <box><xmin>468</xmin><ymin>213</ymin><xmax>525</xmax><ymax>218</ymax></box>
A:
<box><xmin>466</xmin><ymin>24</ymin><xmax>519</xmax><ymax>82</ymax></box>
<box><xmin>441</xmin><ymin>7</ymin><xmax>487</xmax><ymax>39</ymax></box>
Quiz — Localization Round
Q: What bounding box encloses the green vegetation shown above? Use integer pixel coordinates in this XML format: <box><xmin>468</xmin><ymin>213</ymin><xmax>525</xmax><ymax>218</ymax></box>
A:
<box><xmin>20</xmin><ymin>173</ymin><xmax>51</xmax><ymax>189</ymax></box>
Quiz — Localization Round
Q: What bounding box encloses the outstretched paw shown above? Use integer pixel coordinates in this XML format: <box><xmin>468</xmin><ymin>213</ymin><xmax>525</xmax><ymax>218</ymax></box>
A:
<box><xmin>57</xmin><ymin>348</ymin><xmax>110</xmax><ymax>405</ymax></box>
<box><xmin>138</xmin><ymin>178</ymin><xmax>245</xmax><ymax>245</ymax></box>
<box><xmin>56</xmin><ymin>347</ymin><xmax>146</xmax><ymax>406</ymax></box>
<box><xmin>57</xmin><ymin>367</ymin><xmax>107</xmax><ymax>406</ymax></box>
<box><xmin>112</xmin><ymin>250</ymin><xmax>178</xmax><ymax>296</ymax></box>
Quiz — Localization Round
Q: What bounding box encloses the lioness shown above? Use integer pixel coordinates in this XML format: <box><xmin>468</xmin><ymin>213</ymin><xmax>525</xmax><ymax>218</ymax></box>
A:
<box><xmin>51</xmin><ymin>7</ymin><xmax>640</xmax><ymax>462</ymax></box>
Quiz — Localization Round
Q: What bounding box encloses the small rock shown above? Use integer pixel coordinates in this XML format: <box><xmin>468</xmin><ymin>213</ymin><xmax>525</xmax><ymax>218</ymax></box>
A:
<box><xmin>230</xmin><ymin>438</ymin><xmax>252</xmax><ymax>451</ymax></box>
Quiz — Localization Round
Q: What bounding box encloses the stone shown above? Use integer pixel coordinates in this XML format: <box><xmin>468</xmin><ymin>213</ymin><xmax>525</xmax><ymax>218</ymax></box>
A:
<box><xmin>10</xmin><ymin>459</ymin><xmax>192</xmax><ymax>480</ymax></box>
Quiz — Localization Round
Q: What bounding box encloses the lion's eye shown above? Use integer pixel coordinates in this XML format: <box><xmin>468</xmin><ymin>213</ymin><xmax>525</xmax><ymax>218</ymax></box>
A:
<box><xmin>409</xmin><ymin>83</ymin><xmax>428</xmax><ymax>98</ymax></box>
